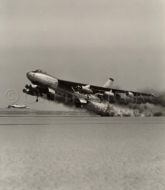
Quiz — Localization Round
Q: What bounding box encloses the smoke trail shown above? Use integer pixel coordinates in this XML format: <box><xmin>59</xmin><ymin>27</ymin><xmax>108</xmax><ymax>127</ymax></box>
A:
<box><xmin>52</xmin><ymin>92</ymin><xmax>165</xmax><ymax>116</ymax></box>
<box><xmin>86</xmin><ymin>101</ymin><xmax>165</xmax><ymax>117</ymax></box>
<box><xmin>155</xmin><ymin>92</ymin><xmax>165</xmax><ymax>107</ymax></box>
<box><xmin>32</xmin><ymin>90</ymin><xmax>165</xmax><ymax>116</ymax></box>
<box><xmin>86</xmin><ymin>102</ymin><xmax>135</xmax><ymax>116</ymax></box>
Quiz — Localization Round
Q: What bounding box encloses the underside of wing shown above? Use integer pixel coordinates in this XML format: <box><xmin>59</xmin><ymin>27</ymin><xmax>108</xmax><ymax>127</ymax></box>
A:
<box><xmin>58</xmin><ymin>79</ymin><xmax>153</xmax><ymax>97</ymax></box>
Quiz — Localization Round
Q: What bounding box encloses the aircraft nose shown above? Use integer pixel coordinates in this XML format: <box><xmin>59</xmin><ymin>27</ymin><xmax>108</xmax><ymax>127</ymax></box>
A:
<box><xmin>26</xmin><ymin>71</ymin><xmax>34</xmax><ymax>81</ymax></box>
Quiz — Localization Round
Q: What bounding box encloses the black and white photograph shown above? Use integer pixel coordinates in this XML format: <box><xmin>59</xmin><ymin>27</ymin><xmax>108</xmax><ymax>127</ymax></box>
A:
<box><xmin>0</xmin><ymin>0</ymin><xmax>165</xmax><ymax>189</ymax></box>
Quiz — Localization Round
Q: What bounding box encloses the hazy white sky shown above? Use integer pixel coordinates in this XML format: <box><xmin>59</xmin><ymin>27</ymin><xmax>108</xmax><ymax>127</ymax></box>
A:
<box><xmin>0</xmin><ymin>0</ymin><xmax>165</xmax><ymax>109</ymax></box>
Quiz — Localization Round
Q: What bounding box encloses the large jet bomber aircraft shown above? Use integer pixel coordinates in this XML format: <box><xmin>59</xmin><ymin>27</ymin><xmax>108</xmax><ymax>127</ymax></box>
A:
<box><xmin>23</xmin><ymin>70</ymin><xmax>155</xmax><ymax>109</ymax></box>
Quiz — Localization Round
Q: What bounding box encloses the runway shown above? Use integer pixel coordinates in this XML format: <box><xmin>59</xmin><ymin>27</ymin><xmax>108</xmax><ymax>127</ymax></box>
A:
<box><xmin>0</xmin><ymin>113</ymin><xmax>165</xmax><ymax>190</ymax></box>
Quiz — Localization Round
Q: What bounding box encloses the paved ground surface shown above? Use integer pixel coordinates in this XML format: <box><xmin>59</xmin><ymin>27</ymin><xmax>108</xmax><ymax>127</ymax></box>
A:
<box><xmin>0</xmin><ymin>115</ymin><xmax>164</xmax><ymax>190</ymax></box>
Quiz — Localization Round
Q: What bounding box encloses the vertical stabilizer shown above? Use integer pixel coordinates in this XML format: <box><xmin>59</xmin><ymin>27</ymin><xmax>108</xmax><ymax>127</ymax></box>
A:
<box><xmin>103</xmin><ymin>78</ymin><xmax>114</xmax><ymax>88</ymax></box>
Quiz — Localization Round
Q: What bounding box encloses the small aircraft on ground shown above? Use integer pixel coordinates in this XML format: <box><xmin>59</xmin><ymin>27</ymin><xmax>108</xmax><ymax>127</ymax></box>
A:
<box><xmin>23</xmin><ymin>70</ymin><xmax>155</xmax><ymax>108</ymax></box>
<box><xmin>8</xmin><ymin>104</ymin><xmax>30</xmax><ymax>109</ymax></box>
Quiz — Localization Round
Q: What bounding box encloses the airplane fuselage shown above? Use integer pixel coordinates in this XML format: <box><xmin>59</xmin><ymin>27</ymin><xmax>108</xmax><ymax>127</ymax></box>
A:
<box><xmin>25</xmin><ymin>70</ymin><xmax>90</xmax><ymax>105</ymax></box>
<box><xmin>27</xmin><ymin>71</ymin><xmax>58</xmax><ymax>89</ymax></box>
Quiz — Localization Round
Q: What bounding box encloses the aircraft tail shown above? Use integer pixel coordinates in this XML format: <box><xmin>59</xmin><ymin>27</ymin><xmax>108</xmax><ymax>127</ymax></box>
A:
<box><xmin>103</xmin><ymin>78</ymin><xmax>114</xmax><ymax>88</ymax></box>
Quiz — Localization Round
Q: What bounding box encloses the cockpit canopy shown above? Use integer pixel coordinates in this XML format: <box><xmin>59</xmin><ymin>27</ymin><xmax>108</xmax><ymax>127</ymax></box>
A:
<box><xmin>33</xmin><ymin>70</ymin><xmax>47</xmax><ymax>74</ymax></box>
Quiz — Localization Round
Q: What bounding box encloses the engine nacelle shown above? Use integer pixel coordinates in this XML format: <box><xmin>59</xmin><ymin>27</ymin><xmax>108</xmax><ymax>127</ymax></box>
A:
<box><xmin>104</xmin><ymin>90</ymin><xmax>114</xmax><ymax>96</ymax></box>
<box><xmin>127</xmin><ymin>91</ymin><xmax>134</xmax><ymax>97</ymax></box>
<box><xmin>80</xmin><ymin>85</ymin><xmax>93</xmax><ymax>94</ymax></box>
<box><xmin>23</xmin><ymin>88</ymin><xmax>37</xmax><ymax>96</ymax></box>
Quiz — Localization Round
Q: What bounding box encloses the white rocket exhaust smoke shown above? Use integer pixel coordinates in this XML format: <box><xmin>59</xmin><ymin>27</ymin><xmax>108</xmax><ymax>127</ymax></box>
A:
<box><xmin>29</xmin><ymin>88</ymin><xmax>165</xmax><ymax>117</ymax></box>
<box><xmin>86</xmin><ymin>100</ymin><xmax>165</xmax><ymax>117</ymax></box>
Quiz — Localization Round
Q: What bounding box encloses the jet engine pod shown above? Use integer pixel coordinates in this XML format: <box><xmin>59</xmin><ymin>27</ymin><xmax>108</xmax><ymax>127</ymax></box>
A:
<box><xmin>81</xmin><ymin>85</ymin><xmax>93</xmax><ymax>94</ymax></box>
<box><xmin>25</xmin><ymin>84</ymin><xmax>33</xmax><ymax>90</ymax></box>
<box><xmin>23</xmin><ymin>89</ymin><xmax>27</xmax><ymax>93</ymax></box>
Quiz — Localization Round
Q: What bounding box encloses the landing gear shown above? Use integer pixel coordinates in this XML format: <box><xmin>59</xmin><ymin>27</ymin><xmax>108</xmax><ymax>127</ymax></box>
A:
<box><xmin>36</xmin><ymin>97</ymin><xmax>39</xmax><ymax>102</ymax></box>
